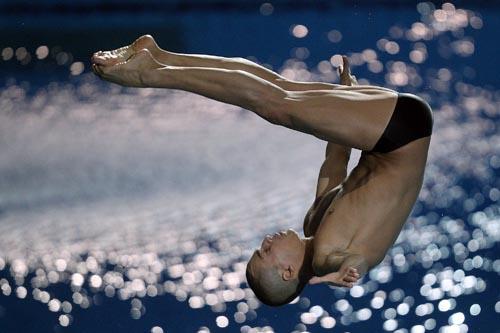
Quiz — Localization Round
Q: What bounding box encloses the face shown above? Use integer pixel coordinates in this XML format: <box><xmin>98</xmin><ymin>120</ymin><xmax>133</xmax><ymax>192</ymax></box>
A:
<box><xmin>248</xmin><ymin>229</ymin><xmax>304</xmax><ymax>280</ymax></box>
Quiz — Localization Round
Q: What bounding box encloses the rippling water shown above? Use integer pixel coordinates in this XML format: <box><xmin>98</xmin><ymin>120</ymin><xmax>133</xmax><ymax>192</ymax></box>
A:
<box><xmin>1</xmin><ymin>2</ymin><xmax>500</xmax><ymax>333</ymax></box>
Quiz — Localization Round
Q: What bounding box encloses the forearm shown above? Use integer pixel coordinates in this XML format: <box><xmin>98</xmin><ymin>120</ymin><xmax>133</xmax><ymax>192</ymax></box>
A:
<box><xmin>314</xmin><ymin>142</ymin><xmax>350</xmax><ymax>199</ymax></box>
<box><xmin>315</xmin><ymin>157</ymin><xmax>348</xmax><ymax>197</ymax></box>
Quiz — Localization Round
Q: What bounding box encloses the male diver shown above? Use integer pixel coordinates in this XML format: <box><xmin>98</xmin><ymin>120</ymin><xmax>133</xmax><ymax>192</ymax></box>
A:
<box><xmin>91</xmin><ymin>35</ymin><xmax>433</xmax><ymax>306</ymax></box>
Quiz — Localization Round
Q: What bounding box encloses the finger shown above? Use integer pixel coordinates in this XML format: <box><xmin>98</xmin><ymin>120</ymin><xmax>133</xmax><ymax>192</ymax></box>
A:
<box><xmin>344</xmin><ymin>273</ymin><xmax>359</xmax><ymax>278</ymax></box>
<box><xmin>342</xmin><ymin>56</ymin><xmax>350</xmax><ymax>74</ymax></box>
<box><xmin>344</xmin><ymin>276</ymin><xmax>358</xmax><ymax>283</ymax></box>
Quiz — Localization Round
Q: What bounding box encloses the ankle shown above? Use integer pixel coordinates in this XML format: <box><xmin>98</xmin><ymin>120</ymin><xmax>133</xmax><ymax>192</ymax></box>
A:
<box><xmin>140</xmin><ymin>67</ymin><xmax>171</xmax><ymax>88</ymax></box>
<box><xmin>139</xmin><ymin>68</ymin><xmax>156</xmax><ymax>87</ymax></box>
<box><xmin>155</xmin><ymin>49</ymin><xmax>183</xmax><ymax>66</ymax></box>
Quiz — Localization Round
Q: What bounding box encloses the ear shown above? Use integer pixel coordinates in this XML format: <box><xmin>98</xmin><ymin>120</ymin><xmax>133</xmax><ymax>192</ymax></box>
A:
<box><xmin>282</xmin><ymin>264</ymin><xmax>295</xmax><ymax>281</ymax></box>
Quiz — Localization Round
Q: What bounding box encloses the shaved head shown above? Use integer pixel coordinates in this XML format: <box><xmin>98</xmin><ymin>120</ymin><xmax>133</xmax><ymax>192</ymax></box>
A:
<box><xmin>245</xmin><ymin>229</ymin><xmax>310</xmax><ymax>306</ymax></box>
<box><xmin>246</xmin><ymin>253</ymin><xmax>306</xmax><ymax>306</ymax></box>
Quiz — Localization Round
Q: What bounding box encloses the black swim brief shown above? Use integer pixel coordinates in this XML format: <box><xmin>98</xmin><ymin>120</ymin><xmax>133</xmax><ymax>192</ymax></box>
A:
<box><xmin>371</xmin><ymin>93</ymin><xmax>433</xmax><ymax>153</ymax></box>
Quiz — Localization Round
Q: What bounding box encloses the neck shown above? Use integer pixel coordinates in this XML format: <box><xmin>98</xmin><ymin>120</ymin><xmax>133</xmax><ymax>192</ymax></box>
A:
<box><xmin>299</xmin><ymin>237</ymin><xmax>315</xmax><ymax>281</ymax></box>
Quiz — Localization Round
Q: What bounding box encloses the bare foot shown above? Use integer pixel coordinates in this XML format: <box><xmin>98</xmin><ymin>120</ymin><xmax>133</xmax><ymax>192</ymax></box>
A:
<box><xmin>339</xmin><ymin>56</ymin><xmax>358</xmax><ymax>86</ymax></box>
<box><xmin>91</xmin><ymin>34</ymin><xmax>160</xmax><ymax>67</ymax></box>
<box><xmin>92</xmin><ymin>48</ymin><xmax>163</xmax><ymax>87</ymax></box>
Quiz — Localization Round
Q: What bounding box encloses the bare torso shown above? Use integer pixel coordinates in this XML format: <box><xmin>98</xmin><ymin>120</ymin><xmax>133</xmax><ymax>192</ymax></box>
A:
<box><xmin>306</xmin><ymin>135</ymin><xmax>431</xmax><ymax>268</ymax></box>
<box><xmin>91</xmin><ymin>39</ymin><xmax>430</xmax><ymax>276</ymax></box>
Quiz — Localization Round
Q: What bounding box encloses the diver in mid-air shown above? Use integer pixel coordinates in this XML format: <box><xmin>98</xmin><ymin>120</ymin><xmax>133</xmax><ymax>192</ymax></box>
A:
<box><xmin>92</xmin><ymin>35</ymin><xmax>433</xmax><ymax>306</ymax></box>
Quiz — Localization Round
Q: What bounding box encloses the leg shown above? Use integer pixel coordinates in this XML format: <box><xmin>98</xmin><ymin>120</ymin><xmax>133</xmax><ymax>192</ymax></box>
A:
<box><xmin>93</xmin><ymin>50</ymin><xmax>398</xmax><ymax>150</ymax></box>
<box><xmin>315</xmin><ymin>60</ymin><xmax>358</xmax><ymax>196</ymax></box>
<box><xmin>92</xmin><ymin>35</ymin><xmax>342</xmax><ymax>92</ymax></box>
<box><xmin>150</xmin><ymin>45</ymin><xmax>341</xmax><ymax>92</ymax></box>
<box><xmin>93</xmin><ymin>35</ymin><xmax>396</xmax><ymax>94</ymax></box>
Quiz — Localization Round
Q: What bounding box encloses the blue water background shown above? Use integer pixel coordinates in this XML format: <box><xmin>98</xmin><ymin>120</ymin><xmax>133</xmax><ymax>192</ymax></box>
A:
<box><xmin>0</xmin><ymin>2</ymin><xmax>499</xmax><ymax>333</ymax></box>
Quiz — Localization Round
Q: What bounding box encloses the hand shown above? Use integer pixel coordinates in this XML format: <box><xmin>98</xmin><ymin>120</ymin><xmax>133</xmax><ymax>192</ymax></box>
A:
<box><xmin>308</xmin><ymin>266</ymin><xmax>360</xmax><ymax>288</ymax></box>
<box><xmin>338</xmin><ymin>56</ymin><xmax>358</xmax><ymax>86</ymax></box>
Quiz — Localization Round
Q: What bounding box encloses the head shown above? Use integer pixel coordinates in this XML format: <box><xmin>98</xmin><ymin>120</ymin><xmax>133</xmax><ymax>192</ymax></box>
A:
<box><xmin>246</xmin><ymin>229</ymin><xmax>310</xmax><ymax>306</ymax></box>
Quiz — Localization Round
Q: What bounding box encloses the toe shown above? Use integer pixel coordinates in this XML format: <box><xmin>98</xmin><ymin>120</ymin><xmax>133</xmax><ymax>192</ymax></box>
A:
<box><xmin>91</xmin><ymin>53</ymin><xmax>100</xmax><ymax>63</ymax></box>
<box><xmin>92</xmin><ymin>64</ymin><xmax>102</xmax><ymax>77</ymax></box>
<box><xmin>92</xmin><ymin>56</ymin><xmax>108</xmax><ymax>66</ymax></box>
<box><xmin>93</xmin><ymin>63</ymin><xmax>105</xmax><ymax>76</ymax></box>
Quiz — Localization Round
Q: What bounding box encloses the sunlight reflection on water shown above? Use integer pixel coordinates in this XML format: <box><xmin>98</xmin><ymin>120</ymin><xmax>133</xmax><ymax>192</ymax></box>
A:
<box><xmin>0</xmin><ymin>2</ymin><xmax>499</xmax><ymax>332</ymax></box>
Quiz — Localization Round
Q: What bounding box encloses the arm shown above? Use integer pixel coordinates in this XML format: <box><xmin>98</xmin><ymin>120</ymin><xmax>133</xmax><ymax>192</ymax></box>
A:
<box><xmin>303</xmin><ymin>57</ymin><xmax>355</xmax><ymax>236</ymax></box>
<box><xmin>310</xmin><ymin>252</ymin><xmax>369</xmax><ymax>287</ymax></box>
<box><xmin>303</xmin><ymin>143</ymin><xmax>350</xmax><ymax>236</ymax></box>
<box><xmin>316</xmin><ymin>143</ymin><xmax>351</xmax><ymax>197</ymax></box>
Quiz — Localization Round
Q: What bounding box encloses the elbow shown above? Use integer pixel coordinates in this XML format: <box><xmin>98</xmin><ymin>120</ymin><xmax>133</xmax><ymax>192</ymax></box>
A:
<box><xmin>369</xmin><ymin>254</ymin><xmax>385</xmax><ymax>268</ymax></box>
<box><xmin>351</xmin><ymin>254</ymin><xmax>371</xmax><ymax>277</ymax></box>
<box><xmin>312</xmin><ymin>252</ymin><xmax>344</xmax><ymax>277</ymax></box>
<box><xmin>359</xmin><ymin>255</ymin><xmax>371</xmax><ymax>273</ymax></box>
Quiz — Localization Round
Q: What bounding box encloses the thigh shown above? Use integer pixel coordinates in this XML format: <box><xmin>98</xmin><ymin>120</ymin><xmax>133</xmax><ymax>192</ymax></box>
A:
<box><xmin>367</xmin><ymin>135</ymin><xmax>431</xmax><ymax>197</ymax></box>
<box><xmin>280</xmin><ymin>88</ymin><xmax>398</xmax><ymax>150</ymax></box>
<box><xmin>382</xmin><ymin>135</ymin><xmax>431</xmax><ymax>180</ymax></box>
